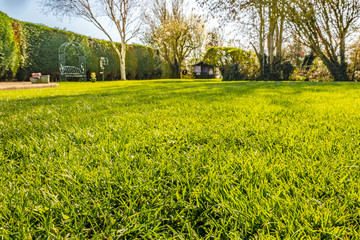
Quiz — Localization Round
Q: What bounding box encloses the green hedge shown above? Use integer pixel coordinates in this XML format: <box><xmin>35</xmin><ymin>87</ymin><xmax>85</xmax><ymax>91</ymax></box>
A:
<box><xmin>0</xmin><ymin>11</ymin><xmax>167</xmax><ymax>81</ymax></box>
<box><xmin>0</xmin><ymin>12</ymin><xmax>21</xmax><ymax>80</ymax></box>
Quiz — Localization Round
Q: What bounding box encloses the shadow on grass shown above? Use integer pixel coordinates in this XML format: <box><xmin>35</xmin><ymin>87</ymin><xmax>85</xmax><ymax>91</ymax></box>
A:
<box><xmin>1</xmin><ymin>80</ymin><xmax>359</xmax><ymax>116</ymax></box>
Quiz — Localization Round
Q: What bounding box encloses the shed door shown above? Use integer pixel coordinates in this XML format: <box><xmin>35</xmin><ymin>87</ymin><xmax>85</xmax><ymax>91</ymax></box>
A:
<box><xmin>202</xmin><ymin>66</ymin><xmax>209</xmax><ymax>73</ymax></box>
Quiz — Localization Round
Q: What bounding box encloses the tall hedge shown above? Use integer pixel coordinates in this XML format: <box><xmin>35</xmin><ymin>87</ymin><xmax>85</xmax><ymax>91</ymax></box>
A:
<box><xmin>0</xmin><ymin>11</ymin><xmax>167</xmax><ymax>81</ymax></box>
<box><xmin>0</xmin><ymin>12</ymin><xmax>21</xmax><ymax>80</ymax></box>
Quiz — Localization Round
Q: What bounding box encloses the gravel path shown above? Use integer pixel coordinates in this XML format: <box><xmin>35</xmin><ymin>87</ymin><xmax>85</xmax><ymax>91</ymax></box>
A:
<box><xmin>0</xmin><ymin>82</ymin><xmax>59</xmax><ymax>91</ymax></box>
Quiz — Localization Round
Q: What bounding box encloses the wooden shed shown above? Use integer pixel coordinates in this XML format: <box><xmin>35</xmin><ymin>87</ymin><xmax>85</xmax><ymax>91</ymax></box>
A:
<box><xmin>193</xmin><ymin>62</ymin><xmax>215</xmax><ymax>79</ymax></box>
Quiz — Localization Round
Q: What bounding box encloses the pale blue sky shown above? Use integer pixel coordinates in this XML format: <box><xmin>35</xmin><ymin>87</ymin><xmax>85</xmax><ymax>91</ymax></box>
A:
<box><xmin>0</xmin><ymin>0</ymin><xmax>235</xmax><ymax>46</ymax></box>
<box><xmin>0</xmin><ymin>0</ymin><xmax>122</xmax><ymax>42</ymax></box>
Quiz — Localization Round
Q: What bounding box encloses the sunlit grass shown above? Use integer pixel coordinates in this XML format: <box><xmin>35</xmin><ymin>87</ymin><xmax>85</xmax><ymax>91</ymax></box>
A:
<box><xmin>1</xmin><ymin>79</ymin><xmax>360</xmax><ymax>238</ymax></box>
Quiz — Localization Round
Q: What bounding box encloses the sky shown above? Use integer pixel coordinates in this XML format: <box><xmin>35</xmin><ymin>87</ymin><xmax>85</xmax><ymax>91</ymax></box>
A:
<box><xmin>0</xmin><ymin>0</ymin><xmax>240</xmax><ymax>47</ymax></box>
<box><xmin>0</xmin><ymin>0</ymin><xmax>122</xmax><ymax>42</ymax></box>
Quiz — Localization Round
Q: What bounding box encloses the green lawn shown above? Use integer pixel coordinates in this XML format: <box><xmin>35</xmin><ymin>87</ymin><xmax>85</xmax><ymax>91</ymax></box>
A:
<box><xmin>1</xmin><ymin>79</ymin><xmax>360</xmax><ymax>239</ymax></box>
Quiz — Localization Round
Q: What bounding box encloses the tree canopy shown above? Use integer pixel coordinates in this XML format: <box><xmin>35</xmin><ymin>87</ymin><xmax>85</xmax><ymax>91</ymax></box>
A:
<box><xmin>144</xmin><ymin>0</ymin><xmax>206</xmax><ymax>78</ymax></box>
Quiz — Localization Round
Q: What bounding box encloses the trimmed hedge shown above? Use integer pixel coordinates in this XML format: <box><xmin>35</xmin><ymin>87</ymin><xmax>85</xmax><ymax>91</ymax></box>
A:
<box><xmin>0</xmin><ymin>11</ymin><xmax>167</xmax><ymax>81</ymax></box>
<box><xmin>0</xmin><ymin>12</ymin><xmax>21</xmax><ymax>80</ymax></box>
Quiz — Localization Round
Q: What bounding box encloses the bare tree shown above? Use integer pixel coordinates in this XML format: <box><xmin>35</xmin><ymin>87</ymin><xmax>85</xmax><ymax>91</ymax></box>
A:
<box><xmin>287</xmin><ymin>0</ymin><xmax>360</xmax><ymax>81</ymax></box>
<box><xmin>206</xmin><ymin>28</ymin><xmax>225</xmax><ymax>49</ymax></box>
<box><xmin>41</xmin><ymin>0</ymin><xmax>142</xmax><ymax>80</ymax></box>
<box><xmin>144</xmin><ymin>0</ymin><xmax>206</xmax><ymax>78</ymax></box>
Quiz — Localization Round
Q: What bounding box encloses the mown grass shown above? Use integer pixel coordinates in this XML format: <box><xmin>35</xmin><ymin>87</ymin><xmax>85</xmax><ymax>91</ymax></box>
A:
<box><xmin>0</xmin><ymin>79</ymin><xmax>360</xmax><ymax>239</ymax></box>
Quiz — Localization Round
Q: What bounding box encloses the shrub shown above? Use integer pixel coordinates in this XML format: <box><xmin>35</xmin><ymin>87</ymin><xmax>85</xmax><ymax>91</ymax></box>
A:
<box><xmin>290</xmin><ymin>58</ymin><xmax>333</xmax><ymax>82</ymax></box>
<box><xmin>280</xmin><ymin>61</ymin><xmax>295</xmax><ymax>81</ymax></box>
<box><xmin>203</xmin><ymin>47</ymin><xmax>259</xmax><ymax>81</ymax></box>
<box><xmin>220</xmin><ymin>64</ymin><xmax>245</xmax><ymax>81</ymax></box>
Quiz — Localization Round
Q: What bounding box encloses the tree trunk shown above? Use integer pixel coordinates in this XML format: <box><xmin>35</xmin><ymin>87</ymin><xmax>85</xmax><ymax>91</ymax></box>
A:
<box><xmin>340</xmin><ymin>34</ymin><xmax>346</xmax><ymax>66</ymax></box>
<box><xmin>120</xmin><ymin>42</ymin><xmax>127</xmax><ymax>80</ymax></box>
<box><xmin>171</xmin><ymin>63</ymin><xmax>181</xmax><ymax>78</ymax></box>
<box><xmin>276</xmin><ymin>11</ymin><xmax>285</xmax><ymax>58</ymax></box>
<box><xmin>259</xmin><ymin>6</ymin><xmax>265</xmax><ymax>78</ymax></box>
<box><xmin>314</xmin><ymin>48</ymin><xmax>350</xmax><ymax>81</ymax></box>
<box><xmin>268</xmin><ymin>5</ymin><xmax>276</xmax><ymax>75</ymax></box>
<box><xmin>352</xmin><ymin>50</ymin><xmax>359</xmax><ymax>81</ymax></box>
<box><xmin>324</xmin><ymin>61</ymin><xmax>349</xmax><ymax>81</ymax></box>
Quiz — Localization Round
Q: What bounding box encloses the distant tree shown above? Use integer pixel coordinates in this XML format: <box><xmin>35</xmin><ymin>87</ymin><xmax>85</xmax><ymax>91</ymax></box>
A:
<box><xmin>41</xmin><ymin>0</ymin><xmax>142</xmax><ymax>80</ymax></box>
<box><xmin>287</xmin><ymin>0</ymin><xmax>360</xmax><ymax>81</ymax></box>
<box><xmin>348</xmin><ymin>38</ymin><xmax>360</xmax><ymax>81</ymax></box>
<box><xmin>144</xmin><ymin>0</ymin><xmax>206</xmax><ymax>78</ymax></box>
<box><xmin>206</xmin><ymin>28</ymin><xmax>225</xmax><ymax>49</ymax></box>
<box><xmin>283</xmin><ymin>39</ymin><xmax>305</xmax><ymax>69</ymax></box>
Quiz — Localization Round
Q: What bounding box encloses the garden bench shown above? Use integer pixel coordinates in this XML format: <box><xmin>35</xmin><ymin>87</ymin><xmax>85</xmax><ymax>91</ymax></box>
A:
<box><xmin>58</xmin><ymin>42</ymin><xmax>87</xmax><ymax>81</ymax></box>
<box><xmin>59</xmin><ymin>65</ymin><xmax>86</xmax><ymax>81</ymax></box>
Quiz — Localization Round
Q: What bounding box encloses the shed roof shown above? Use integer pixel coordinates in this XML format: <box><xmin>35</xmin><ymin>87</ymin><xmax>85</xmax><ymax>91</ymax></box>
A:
<box><xmin>193</xmin><ymin>61</ymin><xmax>213</xmax><ymax>67</ymax></box>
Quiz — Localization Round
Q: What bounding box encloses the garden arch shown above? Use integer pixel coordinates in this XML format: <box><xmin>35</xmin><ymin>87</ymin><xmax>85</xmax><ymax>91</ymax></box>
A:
<box><xmin>59</xmin><ymin>42</ymin><xmax>87</xmax><ymax>81</ymax></box>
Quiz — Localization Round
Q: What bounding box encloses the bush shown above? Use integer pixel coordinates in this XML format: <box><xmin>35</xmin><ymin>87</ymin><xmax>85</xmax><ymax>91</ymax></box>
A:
<box><xmin>280</xmin><ymin>61</ymin><xmax>295</xmax><ymax>81</ymax></box>
<box><xmin>290</xmin><ymin>58</ymin><xmax>333</xmax><ymax>82</ymax></box>
<box><xmin>220</xmin><ymin>64</ymin><xmax>245</xmax><ymax>81</ymax></box>
<box><xmin>203</xmin><ymin>47</ymin><xmax>259</xmax><ymax>81</ymax></box>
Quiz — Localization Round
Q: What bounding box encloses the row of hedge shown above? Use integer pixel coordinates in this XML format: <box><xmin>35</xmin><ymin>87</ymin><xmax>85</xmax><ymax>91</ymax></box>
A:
<box><xmin>0</xmin><ymin>11</ymin><xmax>170</xmax><ymax>81</ymax></box>
<box><xmin>0</xmin><ymin>12</ymin><xmax>20</xmax><ymax>80</ymax></box>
